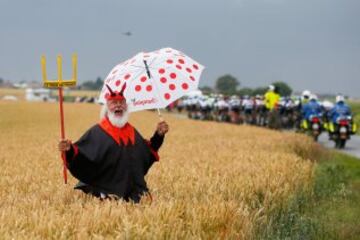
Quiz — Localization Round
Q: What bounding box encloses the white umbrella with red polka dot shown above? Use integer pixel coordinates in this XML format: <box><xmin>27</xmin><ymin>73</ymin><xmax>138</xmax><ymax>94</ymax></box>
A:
<box><xmin>99</xmin><ymin>47</ymin><xmax>204</xmax><ymax>116</ymax></box>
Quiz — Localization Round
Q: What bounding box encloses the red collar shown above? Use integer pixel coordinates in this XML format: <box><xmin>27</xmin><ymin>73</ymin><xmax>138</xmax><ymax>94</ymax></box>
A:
<box><xmin>98</xmin><ymin>117</ymin><xmax>135</xmax><ymax>145</ymax></box>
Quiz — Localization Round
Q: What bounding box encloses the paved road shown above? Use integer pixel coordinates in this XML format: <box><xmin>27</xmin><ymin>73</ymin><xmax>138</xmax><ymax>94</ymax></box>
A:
<box><xmin>318</xmin><ymin>133</ymin><xmax>360</xmax><ymax>159</ymax></box>
<box><xmin>171</xmin><ymin>113</ymin><xmax>360</xmax><ymax>159</ymax></box>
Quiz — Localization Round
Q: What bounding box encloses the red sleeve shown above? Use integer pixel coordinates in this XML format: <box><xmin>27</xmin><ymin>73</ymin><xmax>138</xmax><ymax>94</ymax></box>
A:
<box><xmin>65</xmin><ymin>143</ymin><xmax>79</xmax><ymax>163</ymax></box>
<box><xmin>72</xmin><ymin>144</ymin><xmax>79</xmax><ymax>159</ymax></box>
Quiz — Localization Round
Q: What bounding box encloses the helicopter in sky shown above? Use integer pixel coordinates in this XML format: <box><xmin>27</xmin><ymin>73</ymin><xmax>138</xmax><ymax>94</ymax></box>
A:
<box><xmin>122</xmin><ymin>31</ymin><xmax>132</xmax><ymax>36</ymax></box>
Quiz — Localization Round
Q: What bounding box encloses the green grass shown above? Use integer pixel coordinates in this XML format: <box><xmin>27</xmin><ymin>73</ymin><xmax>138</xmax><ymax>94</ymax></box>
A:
<box><xmin>311</xmin><ymin>152</ymin><xmax>360</xmax><ymax>239</ymax></box>
<box><xmin>255</xmin><ymin>151</ymin><xmax>360</xmax><ymax>240</ymax></box>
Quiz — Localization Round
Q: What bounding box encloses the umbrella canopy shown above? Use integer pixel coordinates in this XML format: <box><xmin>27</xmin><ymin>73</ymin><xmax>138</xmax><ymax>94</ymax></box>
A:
<box><xmin>99</xmin><ymin>47</ymin><xmax>204</xmax><ymax>112</ymax></box>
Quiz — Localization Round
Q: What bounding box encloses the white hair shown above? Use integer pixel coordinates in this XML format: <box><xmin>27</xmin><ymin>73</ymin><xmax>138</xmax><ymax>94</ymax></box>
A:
<box><xmin>100</xmin><ymin>105</ymin><xmax>107</xmax><ymax>119</ymax></box>
<box><xmin>100</xmin><ymin>104</ymin><xmax>129</xmax><ymax>128</ymax></box>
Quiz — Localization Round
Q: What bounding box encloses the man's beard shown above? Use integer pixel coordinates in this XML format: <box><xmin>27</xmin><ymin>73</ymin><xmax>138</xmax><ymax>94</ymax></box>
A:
<box><xmin>101</xmin><ymin>105</ymin><xmax>129</xmax><ymax>128</ymax></box>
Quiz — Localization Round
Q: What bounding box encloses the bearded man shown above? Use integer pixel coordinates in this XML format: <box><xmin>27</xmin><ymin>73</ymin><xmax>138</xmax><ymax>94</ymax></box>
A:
<box><xmin>58</xmin><ymin>84</ymin><xmax>169</xmax><ymax>203</ymax></box>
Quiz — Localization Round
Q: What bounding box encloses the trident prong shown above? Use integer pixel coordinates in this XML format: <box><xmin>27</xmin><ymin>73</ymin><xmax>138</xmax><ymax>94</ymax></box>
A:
<box><xmin>41</xmin><ymin>54</ymin><xmax>77</xmax><ymax>88</ymax></box>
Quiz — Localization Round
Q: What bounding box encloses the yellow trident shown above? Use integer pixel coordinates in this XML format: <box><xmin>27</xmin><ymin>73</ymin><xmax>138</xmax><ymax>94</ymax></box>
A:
<box><xmin>41</xmin><ymin>54</ymin><xmax>77</xmax><ymax>87</ymax></box>
<box><xmin>41</xmin><ymin>54</ymin><xmax>77</xmax><ymax>184</ymax></box>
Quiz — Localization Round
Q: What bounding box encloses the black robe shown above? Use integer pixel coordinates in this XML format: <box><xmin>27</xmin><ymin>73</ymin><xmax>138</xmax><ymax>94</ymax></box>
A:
<box><xmin>65</xmin><ymin>122</ymin><xmax>164</xmax><ymax>202</ymax></box>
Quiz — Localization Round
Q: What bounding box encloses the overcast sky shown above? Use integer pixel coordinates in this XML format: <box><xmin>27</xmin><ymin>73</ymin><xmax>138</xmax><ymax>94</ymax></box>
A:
<box><xmin>1</xmin><ymin>0</ymin><xmax>359</xmax><ymax>96</ymax></box>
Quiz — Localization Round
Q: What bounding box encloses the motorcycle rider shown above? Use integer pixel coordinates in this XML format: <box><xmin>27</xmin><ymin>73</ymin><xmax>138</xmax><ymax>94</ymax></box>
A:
<box><xmin>301</xmin><ymin>94</ymin><xmax>322</xmax><ymax>131</ymax></box>
<box><xmin>328</xmin><ymin>95</ymin><xmax>351</xmax><ymax>122</ymax></box>
<box><xmin>301</xmin><ymin>90</ymin><xmax>311</xmax><ymax>105</ymax></box>
<box><xmin>321</xmin><ymin>100</ymin><xmax>334</xmax><ymax>131</ymax></box>
<box><xmin>279</xmin><ymin>96</ymin><xmax>296</xmax><ymax>129</ymax></box>
<box><xmin>254</xmin><ymin>95</ymin><xmax>266</xmax><ymax>126</ymax></box>
<box><xmin>264</xmin><ymin>85</ymin><xmax>280</xmax><ymax>111</ymax></box>
<box><xmin>295</xmin><ymin>90</ymin><xmax>311</xmax><ymax>130</ymax></box>
<box><xmin>215</xmin><ymin>95</ymin><xmax>230</xmax><ymax>122</ymax></box>
<box><xmin>229</xmin><ymin>95</ymin><xmax>241</xmax><ymax>124</ymax></box>
<box><xmin>264</xmin><ymin>85</ymin><xmax>281</xmax><ymax>129</ymax></box>
<box><xmin>328</xmin><ymin>94</ymin><xmax>357</xmax><ymax>138</ymax></box>
<box><xmin>242</xmin><ymin>95</ymin><xmax>255</xmax><ymax>124</ymax></box>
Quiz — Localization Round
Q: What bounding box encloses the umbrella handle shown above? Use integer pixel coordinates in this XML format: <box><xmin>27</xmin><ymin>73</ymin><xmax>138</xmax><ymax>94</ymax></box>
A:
<box><xmin>157</xmin><ymin>108</ymin><xmax>164</xmax><ymax>122</ymax></box>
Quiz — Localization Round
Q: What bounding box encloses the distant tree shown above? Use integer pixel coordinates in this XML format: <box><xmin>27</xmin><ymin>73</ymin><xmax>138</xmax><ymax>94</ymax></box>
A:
<box><xmin>272</xmin><ymin>81</ymin><xmax>292</xmax><ymax>96</ymax></box>
<box><xmin>237</xmin><ymin>87</ymin><xmax>253</xmax><ymax>96</ymax></box>
<box><xmin>81</xmin><ymin>77</ymin><xmax>103</xmax><ymax>90</ymax></box>
<box><xmin>81</xmin><ymin>81</ymin><xmax>95</xmax><ymax>90</ymax></box>
<box><xmin>215</xmin><ymin>74</ymin><xmax>239</xmax><ymax>95</ymax></box>
<box><xmin>252</xmin><ymin>87</ymin><xmax>268</xmax><ymax>96</ymax></box>
<box><xmin>199</xmin><ymin>86</ymin><xmax>214</xmax><ymax>95</ymax></box>
<box><xmin>94</xmin><ymin>77</ymin><xmax>103</xmax><ymax>89</ymax></box>
<box><xmin>0</xmin><ymin>78</ymin><xmax>3</xmax><ymax>86</ymax></box>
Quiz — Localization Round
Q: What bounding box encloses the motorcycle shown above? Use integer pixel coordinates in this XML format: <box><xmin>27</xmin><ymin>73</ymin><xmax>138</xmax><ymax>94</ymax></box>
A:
<box><xmin>328</xmin><ymin>116</ymin><xmax>354</xmax><ymax>149</ymax></box>
<box><xmin>309</xmin><ymin>115</ymin><xmax>322</xmax><ymax>141</ymax></box>
<box><xmin>301</xmin><ymin>114</ymin><xmax>322</xmax><ymax>141</ymax></box>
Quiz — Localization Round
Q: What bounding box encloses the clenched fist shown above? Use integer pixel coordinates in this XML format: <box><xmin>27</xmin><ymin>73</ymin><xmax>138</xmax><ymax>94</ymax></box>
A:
<box><xmin>156</xmin><ymin>121</ymin><xmax>169</xmax><ymax>136</ymax></box>
<box><xmin>58</xmin><ymin>139</ymin><xmax>72</xmax><ymax>152</ymax></box>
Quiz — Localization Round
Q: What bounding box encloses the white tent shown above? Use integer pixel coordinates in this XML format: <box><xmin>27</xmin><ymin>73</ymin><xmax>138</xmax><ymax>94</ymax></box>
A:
<box><xmin>25</xmin><ymin>88</ymin><xmax>55</xmax><ymax>102</ymax></box>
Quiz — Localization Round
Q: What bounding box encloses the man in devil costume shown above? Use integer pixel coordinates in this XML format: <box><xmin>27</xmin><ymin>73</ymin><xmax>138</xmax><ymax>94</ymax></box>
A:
<box><xmin>58</xmin><ymin>83</ymin><xmax>169</xmax><ymax>203</ymax></box>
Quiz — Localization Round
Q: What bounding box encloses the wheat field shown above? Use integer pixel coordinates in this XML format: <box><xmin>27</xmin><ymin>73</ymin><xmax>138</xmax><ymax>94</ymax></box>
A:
<box><xmin>0</xmin><ymin>100</ymin><xmax>317</xmax><ymax>239</ymax></box>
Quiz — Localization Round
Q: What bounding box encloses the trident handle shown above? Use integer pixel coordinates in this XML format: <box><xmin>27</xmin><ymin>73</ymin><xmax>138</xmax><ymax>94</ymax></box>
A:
<box><xmin>57</xmin><ymin>56</ymin><xmax>67</xmax><ymax>183</ymax></box>
<box><xmin>59</xmin><ymin>87</ymin><xmax>67</xmax><ymax>184</ymax></box>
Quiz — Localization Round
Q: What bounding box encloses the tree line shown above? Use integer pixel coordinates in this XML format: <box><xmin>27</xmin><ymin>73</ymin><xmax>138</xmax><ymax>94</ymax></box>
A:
<box><xmin>201</xmin><ymin>74</ymin><xmax>293</xmax><ymax>97</ymax></box>
<box><xmin>79</xmin><ymin>74</ymin><xmax>293</xmax><ymax>96</ymax></box>
<box><xmin>0</xmin><ymin>74</ymin><xmax>292</xmax><ymax>96</ymax></box>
